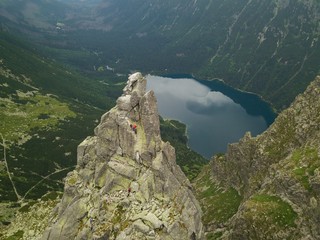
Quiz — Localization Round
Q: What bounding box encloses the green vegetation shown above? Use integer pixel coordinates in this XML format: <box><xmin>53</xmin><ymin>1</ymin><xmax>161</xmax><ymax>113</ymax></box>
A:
<box><xmin>18</xmin><ymin>201</ymin><xmax>37</xmax><ymax>213</ymax></box>
<box><xmin>109</xmin><ymin>205</ymin><xmax>130</xmax><ymax>238</ymax></box>
<box><xmin>0</xmin><ymin>32</ymin><xmax>123</xmax><ymax>201</ymax></box>
<box><xmin>198</xmin><ymin>1</ymin><xmax>320</xmax><ymax>110</ymax></box>
<box><xmin>0</xmin><ymin>88</ymin><xmax>76</xmax><ymax>143</ymax></box>
<box><xmin>265</xmin><ymin>112</ymin><xmax>296</xmax><ymax>160</ymax></box>
<box><xmin>0</xmin><ymin>32</ymin><xmax>123</xmax><ymax>110</ymax></box>
<box><xmin>160</xmin><ymin>118</ymin><xmax>207</xmax><ymax>180</ymax></box>
<box><xmin>3</xmin><ymin>230</ymin><xmax>24</xmax><ymax>240</ymax></box>
<box><xmin>0</xmin><ymin>2</ymin><xmax>319</xmax><ymax>238</ymax></box>
<box><xmin>37</xmin><ymin>46</ymin><xmax>100</xmax><ymax>74</ymax></box>
<box><xmin>0</xmin><ymin>191</ymin><xmax>62</xmax><ymax>239</ymax></box>
<box><xmin>193</xmin><ymin>164</ymin><xmax>242</xmax><ymax>225</ymax></box>
<box><xmin>2</xmin><ymin>0</ymin><xmax>319</xmax><ymax>111</ymax></box>
<box><xmin>37</xmin><ymin>0</ymin><xmax>320</xmax><ymax>110</ymax></box>
<box><xmin>0</xmin><ymin>202</ymin><xmax>20</xmax><ymax>226</ymax></box>
<box><xmin>206</xmin><ymin>232</ymin><xmax>223</xmax><ymax>240</ymax></box>
<box><xmin>40</xmin><ymin>191</ymin><xmax>63</xmax><ymax>201</ymax></box>
<box><xmin>249</xmin><ymin>194</ymin><xmax>297</xmax><ymax>228</ymax></box>
<box><xmin>291</xmin><ymin>147</ymin><xmax>320</xmax><ymax>191</ymax></box>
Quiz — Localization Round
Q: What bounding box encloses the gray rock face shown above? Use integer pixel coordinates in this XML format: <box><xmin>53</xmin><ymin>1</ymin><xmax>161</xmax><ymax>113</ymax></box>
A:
<box><xmin>208</xmin><ymin>76</ymin><xmax>320</xmax><ymax>239</ymax></box>
<box><xmin>41</xmin><ymin>72</ymin><xmax>204</xmax><ymax>240</ymax></box>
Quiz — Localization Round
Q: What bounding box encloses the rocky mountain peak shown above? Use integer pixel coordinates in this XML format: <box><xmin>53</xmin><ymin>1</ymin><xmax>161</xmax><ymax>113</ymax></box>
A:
<box><xmin>41</xmin><ymin>72</ymin><xmax>204</xmax><ymax>240</ymax></box>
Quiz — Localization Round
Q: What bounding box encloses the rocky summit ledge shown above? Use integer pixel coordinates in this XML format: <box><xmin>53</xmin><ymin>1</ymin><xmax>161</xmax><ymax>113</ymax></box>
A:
<box><xmin>41</xmin><ymin>72</ymin><xmax>204</xmax><ymax>240</ymax></box>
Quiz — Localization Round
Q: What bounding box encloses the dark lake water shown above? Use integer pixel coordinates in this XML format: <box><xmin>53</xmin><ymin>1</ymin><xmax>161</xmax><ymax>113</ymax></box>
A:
<box><xmin>146</xmin><ymin>74</ymin><xmax>277</xmax><ymax>159</ymax></box>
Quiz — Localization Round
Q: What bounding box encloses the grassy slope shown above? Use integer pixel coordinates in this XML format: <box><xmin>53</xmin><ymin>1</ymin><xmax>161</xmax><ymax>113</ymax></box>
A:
<box><xmin>192</xmin><ymin>163</ymin><xmax>242</xmax><ymax>239</ymax></box>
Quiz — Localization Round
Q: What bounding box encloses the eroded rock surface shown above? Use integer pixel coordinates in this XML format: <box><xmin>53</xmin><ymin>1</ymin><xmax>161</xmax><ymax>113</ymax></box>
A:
<box><xmin>41</xmin><ymin>72</ymin><xmax>204</xmax><ymax>240</ymax></box>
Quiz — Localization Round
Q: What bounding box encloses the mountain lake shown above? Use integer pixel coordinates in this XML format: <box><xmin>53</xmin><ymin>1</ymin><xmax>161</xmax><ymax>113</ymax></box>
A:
<box><xmin>146</xmin><ymin>74</ymin><xmax>277</xmax><ymax>159</ymax></box>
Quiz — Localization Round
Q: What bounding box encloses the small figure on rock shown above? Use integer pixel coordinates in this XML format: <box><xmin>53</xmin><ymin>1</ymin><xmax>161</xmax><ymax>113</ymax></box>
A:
<box><xmin>135</xmin><ymin>151</ymin><xmax>141</xmax><ymax>163</ymax></box>
<box><xmin>133</xmin><ymin>124</ymin><xmax>137</xmax><ymax>134</ymax></box>
<box><xmin>130</xmin><ymin>123</ymin><xmax>137</xmax><ymax>134</ymax></box>
<box><xmin>127</xmin><ymin>187</ymin><xmax>132</xmax><ymax>197</ymax></box>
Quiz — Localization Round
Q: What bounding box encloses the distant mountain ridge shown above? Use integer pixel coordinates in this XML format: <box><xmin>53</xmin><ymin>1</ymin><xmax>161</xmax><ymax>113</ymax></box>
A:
<box><xmin>1</xmin><ymin>0</ymin><xmax>319</xmax><ymax>109</ymax></box>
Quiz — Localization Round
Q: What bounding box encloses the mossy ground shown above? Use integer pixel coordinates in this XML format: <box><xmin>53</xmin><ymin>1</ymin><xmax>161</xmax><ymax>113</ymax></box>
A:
<box><xmin>193</xmin><ymin>164</ymin><xmax>242</xmax><ymax>226</ymax></box>
<box><xmin>0</xmin><ymin>202</ymin><xmax>20</xmax><ymax>227</ymax></box>
<box><xmin>234</xmin><ymin>193</ymin><xmax>299</xmax><ymax>239</ymax></box>
<box><xmin>2</xmin><ymin>230</ymin><xmax>24</xmax><ymax>240</ymax></box>
<box><xmin>291</xmin><ymin>147</ymin><xmax>319</xmax><ymax>192</ymax></box>
<box><xmin>249</xmin><ymin>194</ymin><xmax>297</xmax><ymax>228</ymax></box>
<box><xmin>265</xmin><ymin>112</ymin><xmax>296</xmax><ymax>160</ymax></box>
<box><xmin>0</xmin><ymin>192</ymin><xmax>62</xmax><ymax>240</ymax></box>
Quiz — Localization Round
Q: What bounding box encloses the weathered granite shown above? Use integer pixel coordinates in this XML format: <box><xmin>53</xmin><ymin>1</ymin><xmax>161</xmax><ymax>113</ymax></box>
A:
<box><xmin>41</xmin><ymin>72</ymin><xmax>204</xmax><ymax>240</ymax></box>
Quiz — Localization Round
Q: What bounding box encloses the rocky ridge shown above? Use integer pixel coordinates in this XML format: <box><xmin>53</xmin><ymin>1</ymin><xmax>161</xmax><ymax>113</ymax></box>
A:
<box><xmin>41</xmin><ymin>72</ymin><xmax>204</xmax><ymax>240</ymax></box>
<box><xmin>205</xmin><ymin>76</ymin><xmax>320</xmax><ymax>239</ymax></box>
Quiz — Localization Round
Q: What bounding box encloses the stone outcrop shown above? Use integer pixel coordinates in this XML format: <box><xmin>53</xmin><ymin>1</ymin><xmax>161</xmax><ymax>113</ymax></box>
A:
<box><xmin>206</xmin><ymin>76</ymin><xmax>320</xmax><ymax>239</ymax></box>
<box><xmin>41</xmin><ymin>72</ymin><xmax>204</xmax><ymax>240</ymax></box>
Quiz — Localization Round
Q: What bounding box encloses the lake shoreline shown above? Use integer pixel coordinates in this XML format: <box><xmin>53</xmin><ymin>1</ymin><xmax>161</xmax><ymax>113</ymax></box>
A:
<box><xmin>147</xmin><ymin>74</ymin><xmax>276</xmax><ymax>158</ymax></box>
<box><xmin>162</xmin><ymin>73</ymin><xmax>278</xmax><ymax>114</ymax></box>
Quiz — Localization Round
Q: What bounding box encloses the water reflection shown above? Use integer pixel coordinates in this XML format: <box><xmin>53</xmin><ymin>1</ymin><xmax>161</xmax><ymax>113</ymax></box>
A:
<box><xmin>146</xmin><ymin>75</ymin><xmax>274</xmax><ymax>159</ymax></box>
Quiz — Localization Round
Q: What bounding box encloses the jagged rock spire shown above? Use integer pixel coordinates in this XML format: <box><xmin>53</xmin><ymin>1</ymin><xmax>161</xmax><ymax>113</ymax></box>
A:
<box><xmin>42</xmin><ymin>73</ymin><xmax>204</xmax><ymax>240</ymax></box>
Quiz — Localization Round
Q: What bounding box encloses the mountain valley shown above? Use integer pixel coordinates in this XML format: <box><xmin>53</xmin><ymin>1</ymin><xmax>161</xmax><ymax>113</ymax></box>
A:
<box><xmin>0</xmin><ymin>0</ymin><xmax>320</xmax><ymax>239</ymax></box>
